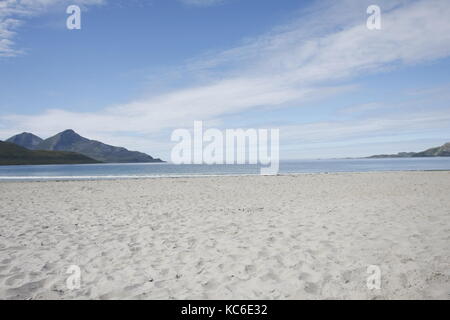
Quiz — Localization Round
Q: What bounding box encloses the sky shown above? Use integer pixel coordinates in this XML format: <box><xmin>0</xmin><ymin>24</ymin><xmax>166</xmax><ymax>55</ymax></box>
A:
<box><xmin>1</xmin><ymin>0</ymin><xmax>450</xmax><ymax>160</ymax></box>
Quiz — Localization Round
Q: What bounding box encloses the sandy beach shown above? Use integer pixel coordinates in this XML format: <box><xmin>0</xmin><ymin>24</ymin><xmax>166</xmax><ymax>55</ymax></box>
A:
<box><xmin>0</xmin><ymin>171</ymin><xmax>449</xmax><ymax>300</ymax></box>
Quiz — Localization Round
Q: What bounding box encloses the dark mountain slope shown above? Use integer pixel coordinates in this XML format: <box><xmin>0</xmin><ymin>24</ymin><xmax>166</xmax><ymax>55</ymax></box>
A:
<box><xmin>0</xmin><ymin>141</ymin><xmax>100</xmax><ymax>165</ymax></box>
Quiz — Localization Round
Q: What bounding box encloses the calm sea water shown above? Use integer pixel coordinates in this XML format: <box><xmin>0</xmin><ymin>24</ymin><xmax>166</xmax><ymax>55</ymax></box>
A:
<box><xmin>0</xmin><ymin>157</ymin><xmax>449</xmax><ymax>181</ymax></box>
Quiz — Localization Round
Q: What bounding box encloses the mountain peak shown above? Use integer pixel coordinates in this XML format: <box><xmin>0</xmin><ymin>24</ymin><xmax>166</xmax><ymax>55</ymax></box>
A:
<box><xmin>58</xmin><ymin>129</ymin><xmax>83</xmax><ymax>141</ymax></box>
<box><xmin>37</xmin><ymin>129</ymin><xmax>86</xmax><ymax>151</ymax></box>
<box><xmin>6</xmin><ymin>132</ymin><xmax>43</xmax><ymax>150</ymax></box>
<box><xmin>60</xmin><ymin>129</ymin><xmax>79</xmax><ymax>136</ymax></box>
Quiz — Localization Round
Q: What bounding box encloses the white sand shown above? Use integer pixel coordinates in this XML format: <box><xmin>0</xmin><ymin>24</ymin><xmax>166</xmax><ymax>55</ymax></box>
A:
<box><xmin>0</xmin><ymin>171</ymin><xmax>449</xmax><ymax>300</ymax></box>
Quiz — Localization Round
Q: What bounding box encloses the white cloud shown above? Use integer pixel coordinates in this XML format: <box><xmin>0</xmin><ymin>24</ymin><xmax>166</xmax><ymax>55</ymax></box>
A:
<box><xmin>282</xmin><ymin>111</ymin><xmax>450</xmax><ymax>146</ymax></box>
<box><xmin>2</xmin><ymin>0</ymin><xmax>450</xmax><ymax>158</ymax></box>
<box><xmin>0</xmin><ymin>0</ymin><xmax>105</xmax><ymax>57</ymax></box>
<box><xmin>279</xmin><ymin>108</ymin><xmax>450</xmax><ymax>159</ymax></box>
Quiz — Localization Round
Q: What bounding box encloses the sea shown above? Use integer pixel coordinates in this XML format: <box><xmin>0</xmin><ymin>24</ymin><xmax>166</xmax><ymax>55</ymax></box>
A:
<box><xmin>0</xmin><ymin>157</ymin><xmax>449</xmax><ymax>181</ymax></box>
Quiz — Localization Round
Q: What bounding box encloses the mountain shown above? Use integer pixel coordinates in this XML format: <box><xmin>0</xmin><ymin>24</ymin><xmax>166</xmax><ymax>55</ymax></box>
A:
<box><xmin>36</xmin><ymin>129</ymin><xmax>163</xmax><ymax>163</ymax></box>
<box><xmin>6</xmin><ymin>132</ymin><xmax>43</xmax><ymax>150</ymax></box>
<box><xmin>413</xmin><ymin>142</ymin><xmax>450</xmax><ymax>157</ymax></box>
<box><xmin>0</xmin><ymin>141</ymin><xmax>100</xmax><ymax>165</ymax></box>
<box><xmin>368</xmin><ymin>142</ymin><xmax>450</xmax><ymax>158</ymax></box>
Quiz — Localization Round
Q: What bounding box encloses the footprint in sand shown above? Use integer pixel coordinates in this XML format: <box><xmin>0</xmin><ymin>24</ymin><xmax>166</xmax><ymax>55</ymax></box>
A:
<box><xmin>260</xmin><ymin>270</ymin><xmax>280</xmax><ymax>282</ymax></box>
<box><xmin>187</xmin><ymin>238</ymin><xmax>197</xmax><ymax>249</ymax></box>
<box><xmin>298</xmin><ymin>272</ymin><xmax>313</xmax><ymax>281</ymax></box>
<box><xmin>304</xmin><ymin>282</ymin><xmax>320</xmax><ymax>294</ymax></box>
<box><xmin>6</xmin><ymin>278</ymin><xmax>48</xmax><ymax>299</ymax></box>
<box><xmin>5</xmin><ymin>273</ymin><xmax>26</xmax><ymax>286</ymax></box>
<box><xmin>245</xmin><ymin>264</ymin><xmax>257</xmax><ymax>275</ymax></box>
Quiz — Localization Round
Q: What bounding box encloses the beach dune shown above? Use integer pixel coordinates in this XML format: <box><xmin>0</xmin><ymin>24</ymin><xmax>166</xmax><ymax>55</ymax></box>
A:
<box><xmin>0</xmin><ymin>171</ymin><xmax>449</xmax><ymax>299</ymax></box>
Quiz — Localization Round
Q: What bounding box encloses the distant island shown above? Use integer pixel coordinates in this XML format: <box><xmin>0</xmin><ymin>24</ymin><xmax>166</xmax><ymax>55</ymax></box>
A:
<box><xmin>1</xmin><ymin>129</ymin><xmax>164</xmax><ymax>166</ymax></box>
<box><xmin>368</xmin><ymin>142</ymin><xmax>450</xmax><ymax>158</ymax></box>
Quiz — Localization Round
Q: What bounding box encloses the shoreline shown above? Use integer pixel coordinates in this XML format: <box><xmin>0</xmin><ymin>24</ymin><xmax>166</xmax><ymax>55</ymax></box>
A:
<box><xmin>0</xmin><ymin>169</ymin><xmax>450</xmax><ymax>182</ymax></box>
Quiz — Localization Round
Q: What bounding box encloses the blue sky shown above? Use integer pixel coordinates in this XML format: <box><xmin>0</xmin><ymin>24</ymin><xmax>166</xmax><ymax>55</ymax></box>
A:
<box><xmin>1</xmin><ymin>0</ymin><xmax>450</xmax><ymax>160</ymax></box>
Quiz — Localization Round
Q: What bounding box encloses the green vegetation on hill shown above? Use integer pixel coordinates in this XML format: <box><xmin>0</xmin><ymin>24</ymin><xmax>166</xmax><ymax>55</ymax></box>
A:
<box><xmin>0</xmin><ymin>141</ymin><xmax>101</xmax><ymax>165</ymax></box>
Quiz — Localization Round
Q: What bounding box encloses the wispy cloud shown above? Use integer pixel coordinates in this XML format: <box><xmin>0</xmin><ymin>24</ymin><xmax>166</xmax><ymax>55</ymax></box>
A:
<box><xmin>1</xmin><ymin>0</ymin><xmax>450</xmax><ymax>157</ymax></box>
<box><xmin>280</xmin><ymin>108</ymin><xmax>450</xmax><ymax>158</ymax></box>
<box><xmin>0</xmin><ymin>0</ymin><xmax>105</xmax><ymax>57</ymax></box>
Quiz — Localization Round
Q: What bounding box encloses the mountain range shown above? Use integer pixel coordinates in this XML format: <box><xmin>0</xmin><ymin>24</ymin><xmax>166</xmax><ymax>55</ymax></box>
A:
<box><xmin>0</xmin><ymin>141</ymin><xmax>100</xmax><ymax>166</ymax></box>
<box><xmin>5</xmin><ymin>130</ymin><xmax>163</xmax><ymax>164</ymax></box>
<box><xmin>368</xmin><ymin>142</ymin><xmax>450</xmax><ymax>158</ymax></box>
